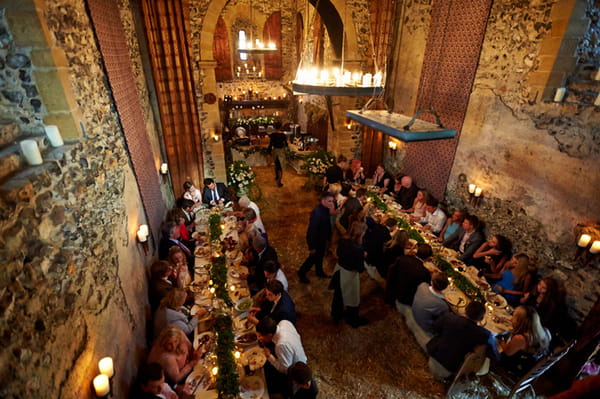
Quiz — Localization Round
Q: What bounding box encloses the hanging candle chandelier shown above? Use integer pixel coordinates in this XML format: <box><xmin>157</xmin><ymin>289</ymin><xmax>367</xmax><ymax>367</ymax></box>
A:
<box><xmin>292</xmin><ymin>0</ymin><xmax>384</xmax><ymax>97</ymax></box>
<box><xmin>237</xmin><ymin>0</ymin><xmax>278</xmax><ymax>57</ymax></box>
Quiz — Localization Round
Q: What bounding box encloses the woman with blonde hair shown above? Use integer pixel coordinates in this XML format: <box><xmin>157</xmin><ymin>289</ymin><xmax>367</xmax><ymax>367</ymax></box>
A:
<box><xmin>147</xmin><ymin>325</ymin><xmax>205</xmax><ymax>384</ymax></box>
<box><xmin>405</xmin><ymin>189</ymin><xmax>429</xmax><ymax>219</ymax></box>
<box><xmin>153</xmin><ymin>288</ymin><xmax>206</xmax><ymax>338</ymax></box>
<box><xmin>380</xmin><ymin>229</ymin><xmax>410</xmax><ymax>277</ymax></box>
<box><xmin>498</xmin><ymin>306</ymin><xmax>551</xmax><ymax>377</ymax></box>
<box><xmin>331</xmin><ymin>221</ymin><xmax>369</xmax><ymax>327</ymax></box>
<box><xmin>167</xmin><ymin>246</ymin><xmax>191</xmax><ymax>288</ymax></box>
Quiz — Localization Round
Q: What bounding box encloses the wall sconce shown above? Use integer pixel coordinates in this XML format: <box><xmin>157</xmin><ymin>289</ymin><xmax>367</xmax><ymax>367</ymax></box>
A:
<box><xmin>553</xmin><ymin>87</ymin><xmax>566</xmax><ymax>102</ymax></box>
<box><xmin>160</xmin><ymin>163</ymin><xmax>168</xmax><ymax>175</ymax></box>
<box><xmin>92</xmin><ymin>356</ymin><xmax>114</xmax><ymax>397</ymax></box>
<box><xmin>19</xmin><ymin>139</ymin><xmax>43</xmax><ymax>165</ymax></box>
<box><xmin>575</xmin><ymin>233</ymin><xmax>600</xmax><ymax>265</ymax></box>
<box><xmin>44</xmin><ymin>125</ymin><xmax>64</xmax><ymax>147</ymax></box>
<box><xmin>212</xmin><ymin>133</ymin><xmax>220</xmax><ymax>142</ymax></box>
<box><xmin>346</xmin><ymin>121</ymin><xmax>353</xmax><ymax>130</ymax></box>
<box><xmin>388</xmin><ymin>140</ymin><xmax>397</xmax><ymax>151</ymax></box>
<box><xmin>468</xmin><ymin>184</ymin><xmax>483</xmax><ymax>207</ymax></box>
<box><xmin>137</xmin><ymin>224</ymin><xmax>149</xmax><ymax>254</ymax></box>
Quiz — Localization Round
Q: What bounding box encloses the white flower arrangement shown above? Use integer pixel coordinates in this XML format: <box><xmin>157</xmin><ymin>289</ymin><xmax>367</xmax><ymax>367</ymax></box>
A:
<box><xmin>227</xmin><ymin>160</ymin><xmax>256</xmax><ymax>192</ymax></box>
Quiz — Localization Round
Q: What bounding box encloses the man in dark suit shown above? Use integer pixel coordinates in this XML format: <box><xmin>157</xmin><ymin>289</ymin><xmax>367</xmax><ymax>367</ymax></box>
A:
<box><xmin>148</xmin><ymin>260</ymin><xmax>174</xmax><ymax>311</ymax></box>
<box><xmin>158</xmin><ymin>221</ymin><xmax>194</xmax><ymax>272</ymax></box>
<box><xmin>201</xmin><ymin>177</ymin><xmax>231</xmax><ymax>207</ymax></box>
<box><xmin>426</xmin><ymin>301</ymin><xmax>493</xmax><ymax>381</ymax></box>
<box><xmin>385</xmin><ymin>243</ymin><xmax>433</xmax><ymax>306</ymax></box>
<box><xmin>364</xmin><ymin>217</ymin><xmax>396</xmax><ymax>277</ymax></box>
<box><xmin>297</xmin><ymin>192</ymin><xmax>335</xmax><ymax>283</ymax></box>
<box><xmin>396</xmin><ymin>175</ymin><xmax>419</xmax><ymax>209</ymax></box>
<box><xmin>247</xmin><ymin>234</ymin><xmax>278</xmax><ymax>294</ymax></box>
<box><xmin>442</xmin><ymin>214</ymin><xmax>485</xmax><ymax>265</ymax></box>
<box><xmin>250</xmin><ymin>279</ymin><xmax>297</xmax><ymax>326</ymax></box>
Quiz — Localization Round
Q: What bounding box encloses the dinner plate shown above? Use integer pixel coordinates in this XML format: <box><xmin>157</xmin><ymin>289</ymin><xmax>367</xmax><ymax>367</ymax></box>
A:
<box><xmin>240</xmin><ymin>376</ymin><xmax>265</xmax><ymax>399</ymax></box>
<box><xmin>242</xmin><ymin>347</ymin><xmax>267</xmax><ymax>371</ymax></box>
<box><xmin>444</xmin><ymin>290</ymin><xmax>466</xmax><ymax>308</ymax></box>
<box><xmin>233</xmin><ymin>315</ymin><xmax>254</xmax><ymax>332</ymax></box>
<box><xmin>194</xmin><ymin>331</ymin><xmax>215</xmax><ymax>351</ymax></box>
<box><xmin>234</xmin><ymin>330</ymin><xmax>258</xmax><ymax>347</ymax></box>
<box><xmin>185</xmin><ymin>368</ymin><xmax>211</xmax><ymax>393</ymax></box>
<box><xmin>486</xmin><ymin>292</ymin><xmax>507</xmax><ymax>308</ymax></box>
<box><xmin>235</xmin><ymin>298</ymin><xmax>253</xmax><ymax>312</ymax></box>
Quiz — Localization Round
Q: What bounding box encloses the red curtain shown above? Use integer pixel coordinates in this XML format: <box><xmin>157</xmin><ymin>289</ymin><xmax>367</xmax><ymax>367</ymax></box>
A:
<box><xmin>214</xmin><ymin>16</ymin><xmax>233</xmax><ymax>81</ymax></box>
<box><xmin>141</xmin><ymin>0</ymin><xmax>204</xmax><ymax>196</ymax></box>
<box><xmin>264</xmin><ymin>12</ymin><xmax>282</xmax><ymax>80</ymax></box>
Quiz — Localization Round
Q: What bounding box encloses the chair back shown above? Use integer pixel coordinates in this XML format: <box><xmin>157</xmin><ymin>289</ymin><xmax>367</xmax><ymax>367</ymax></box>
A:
<box><xmin>447</xmin><ymin>345</ymin><xmax>488</xmax><ymax>398</ymax></box>
<box><xmin>507</xmin><ymin>341</ymin><xmax>575</xmax><ymax>398</ymax></box>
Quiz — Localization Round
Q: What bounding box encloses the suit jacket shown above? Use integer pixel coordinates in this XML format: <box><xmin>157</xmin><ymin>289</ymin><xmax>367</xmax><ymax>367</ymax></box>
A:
<box><xmin>426</xmin><ymin>312</ymin><xmax>491</xmax><ymax>373</ymax></box>
<box><xmin>269</xmin><ymin>290</ymin><xmax>297</xmax><ymax>325</ymax></box>
<box><xmin>158</xmin><ymin>237</ymin><xmax>194</xmax><ymax>270</ymax></box>
<box><xmin>396</xmin><ymin>184</ymin><xmax>418</xmax><ymax>209</ymax></box>
<box><xmin>412</xmin><ymin>282</ymin><xmax>449</xmax><ymax>335</ymax></box>
<box><xmin>363</xmin><ymin>219</ymin><xmax>391</xmax><ymax>268</ymax></box>
<box><xmin>202</xmin><ymin>183</ymin><xmax>231</xmax><ymax>205</ymax></box>
<box><xmin>305</xmin><ymin>204</ymin><xmax>331</xmax><ymax>251</ymax></box>
<box><xmin>385</xmin><ymin>255</ymin><xmax>431</xmax><ymax>305</ymax></box>
<box><xmin>443</xmin><ymin>227</ymin><xmax>485</xmax><ymax>265</ymax></box>
<box><xmin>148</xmin><ymin>277</ymin><xmax>174</xmax><ymax>311</ymax></box>
<box><xmin>248</xmin><ymin>245</ymin><xmax>278</xmax><ymax>291</ymax></box>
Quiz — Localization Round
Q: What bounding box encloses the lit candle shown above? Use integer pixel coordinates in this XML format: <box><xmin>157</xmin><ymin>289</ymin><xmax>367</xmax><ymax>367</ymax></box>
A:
<box><xmin>578</xmin><ymin>234</ymin><xmax>592</xmax><ymax>247</ymax></box>
<box><xmin>474</xmin><ymin>187</ymin><xmax>483</xmax><ymax>197</ymax></box>
<box><xmin>98</xmin><ymin>357</ymin><xmax>114</xmax><ymax>378</ymax></box>
<box><xmin>590</xmin><ymin>241</ymin><xmax>600</xmax><ymax>254</ymax></box>
<box><xmin>268</xmin><ymin>42</ymin><xmax>276</xmax><ymax>49</ymax></box>
<box><xmin>230</xmin><ymin>285</ymin><xmax>236</xmax><ymax>292</ymax></box>
<box><xmin>160</xmin><ymin>163</ymin><xmax>168</xmax><ymax>174</ymax></box>
<box><xmin>468</xmin><ymin>184</ymin><xmax>476</xmax><ymax>194</ymax></box>
<box><xmin>236</xmin><ymin>72</ymin><xmax>240</xmax><ymax>78</ymax></box>
<box><xmin>139</xmin><ymin>225</ymin><xmax>149</xmax><ymax>237</ymax></box>
<box><xmin>209</xmin><ymin>287</ymin><xmax>215</xmax><ymax>294</ymax></box>
<box><xmin>343</xmin><ymin>71</ymin><xmax>351</xmax><ymax>85</ymax></box>
<box><xmin>93</xmin><ymin>374</ymin><xmax>110</xmax><ymax>397</ymax></box>
<box><xmin>137</xmin><ymin>229</ymin><xmax>147</xmax><ymax>243</ymax></box>
<box><xmin>44</xmin><ymin>125</ymin><xmax>64</xmax><ymax>147</ymax></box>
<box><xmin>553</xmin><ymin>87</ymin><xmax>566</xmax><ymax>102</ymax></box>
<box><xmin>19</xmin><ymin>139</ymin><xmax>43</xmax><ymax>165</ymax></box>
<box><xmin>212</xmin><ymin>366</ymin><xmax>219</xmax><ymax>376</ymax></box>
<box><xmin>209</xmin><ymin>280</ymin><xmax>213</xmax><ymax>286</ymax></box>
<box><xmin>361</xmin><ymin>73</ymin><xmax>372</xmax><ymax>87</ymax></box>
<box><xmin>234</xmin><ymin>351</ymin><xmax>241</xmax><ymax>359</ymax></box>
<box><xmin>252</xmin><ymin>66</ymin><xmax>256</xmax><ymax>72</ymax></box>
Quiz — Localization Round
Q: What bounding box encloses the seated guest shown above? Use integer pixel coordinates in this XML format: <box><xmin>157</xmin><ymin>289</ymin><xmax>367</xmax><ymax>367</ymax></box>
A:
<box><xmin>243</xmin><ymin>207</ymin><xmax>266</xmax><ymax>243</ymax></box>
<box><xmin>438</xmin><ymin>208</ymin><xmax>467</xmax><ymax>242</ymax></box>
<box><xmin>147</xmin><ymin>326</ymin><xmax>205</xmax><ymax>385</ymax></box>
<box><xmin>412</xmin><ymin>272</ymin><xmax>450</xmax><ymax>339</ymax></box>
<box><xmin>158</xmin><ymin>221</ymin><xmax>194</xmax><ymax>272</ymax></box>
<box><xmin>363</xmin><ymin>217</ymin><xmax>396</xmax><ymax>278</ymax></box>
<box><xmin>497</xmin><ymin>306</ymin><xmax>551</xmax><ymax>378</ymax></box>
<box><xmin>201</xmin><ymin>177</ymin><xmax>231</xmax><ymax>207</ymax></box>
<box><xmin>426</xmin><ymin>301</ymin><xmax>492</xmax><ymax>381</ymax></box>
<box><xmin>416</xmin><ymin>197</ymin><xmax>447</xmax><ymax>235</ymax></box>
<box><xmin>372</xmin><ymin>164</ymin><xmax>392</xmax><ymax>194</ymax></box>
<box><xmin>345</xmin><ymin>159</ymin><xmax>365</xmax><ymax>185</ymax></box>
<box><xmin>442</xmin><ymin>214</ymin><xmax>485</xmax><ymax>265</ymax></box>
<box><xmin>521</xmin><ymin>277</ymin><xmax>572</xmax><ymax>342</ymax></box>
<box><xmin>182</xmin><ymin>180</ymin><xmax>202</xmax><ymax>208</ymax></box>
<box><xmin>167</xmin><ymin>247</ymin><xmax>191</xmax><ymax>289</ymax></box>
<box><xmin>257</xmin><ymin>317</ymin><xmax>307</xmax><ymax>397</ymax></box>
<box><xmin>288</xmin><ymin>362</ymin><xmax>319</xmax><ymax>399</ymax></box>
<box><xmin>387</xmin><ymin>175</ymin><xmax>404</xmax><ymax>202</ymax></box>
<box><xmin>338</xmin><ymin>188</ymin><xmax>365</xmax><ymax>232</ymax></box>
<box><xmin>395</xmin><ymin>175</ymin><xmax>419</xmax><ymax>209</ymax></box>
<box><xmin>131</xmin><ymin>362</ymin><xmax>178</xmax><ymax>399</ymax></box>
<box><xmin>330</xmin><ymin>222</ymin><xmax>368</xmax><ymax>327</ymax></box>
<box><xmin>249</xmin><ymin>279</ymin><xmax>296</xmax><ymax>326</ymax></box>
<box><xmin>491</xmin><ymin>253</ymin><xmax>535</xmax><ymax>306</ymax></box>
<box><xmin>175</xmin><ymin>198</ymin><xmax>195</xmax><ymax>229</ymax></box>
<box><xmin>264</xmin><ymin>260</ymin><xmax>288</xmax><ymax>291</ymax></box>
<box><xmin>247</xmin><ymin>234</ymin><xmax>278</xmax><ymax>294</ymax></box>
<box><xmin>380</xmin><ymin>229</ymin><xmax>410</xmax><ymax>278</ymax></box>
<box><xmin>239</xmin><ymin>195</ymin><xmax>265</xmax><ymax>234</ymax></box>
<box><xmin>154</xmin><ymin>288</ymin><xmax>206</xmax><ymax>339</ymax></box>
<box><xmin>323</xmin><ymin>155</ymin><xmax>347</xmax><ymax>190</ymax></box>
<box><xmin>404</xmin><ymin>189</ymin><xmax>429</xmax><ymax>219</ymax></box>
<box><xmin>170</xmin><ymin>210</ymin><xmax>192</xmax><ymax>243</ymax></box>
<box><xmin>385</xmin><ymin>243</ymin><xmax>433</xmax><ymax>309</ymax></box>
<box><xmin>472</xmin><ymin>234</ymin><xmax>512</xmax><ymax>273</ymax></box>
<box><xmin>149</xmin><ymin>260</ymin><xmax>174</xmax><ymax>311</ymax></box>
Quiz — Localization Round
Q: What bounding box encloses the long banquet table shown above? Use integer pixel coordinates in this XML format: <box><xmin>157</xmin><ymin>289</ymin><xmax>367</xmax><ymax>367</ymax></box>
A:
<box><xmin>185</xmin><ymin>206</ymin><xmax>269</xmax><ymax>399</ymax></box>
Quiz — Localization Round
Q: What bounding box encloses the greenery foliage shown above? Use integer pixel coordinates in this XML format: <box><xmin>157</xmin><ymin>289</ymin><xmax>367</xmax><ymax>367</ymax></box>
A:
<box><xmin>435</xmin><ymin>256</ymin><xmax>484</xmax><ymax>302</ymax></box>
<box><xmin>300</xmin><ymin>149</ymin><xmax>336</xmax><ymax>176</ymax></box>
<box><xmin>214</xmin><ymin>315</ymin><xmax>240</xmax><ymax>399</ymax></box>
<box><xmin>227</xmin><ymin>160</ymin><xmax>256</xmax><ymax>193</ymax></box>
<box><xmin>209</xmin><ymin>214</ymin><xmax>222</xmax><ymax>241</ymax></box>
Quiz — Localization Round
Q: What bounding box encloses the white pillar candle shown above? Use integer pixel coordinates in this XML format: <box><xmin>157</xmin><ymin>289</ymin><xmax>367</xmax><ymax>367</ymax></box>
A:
<box><xmin>98</xmin><ymin>357</ymin><xmax>114</xmax><ymax>378</ymax></box>
<box><xmin>362</xmin><ymin>73</ymin><xmax>372</xmax><ymax>87</ymax></box>
<box><xmin>44</xmin><ymin>125</ymin><xmax>64</xmax><ymax>147</ymax></box>
<box><xmin>553</xmin><ymin>87</ymin><xmax>566</xmax><ymax>102</ymax></box>
<box><xmin>343</xmin><ymin>71</ymin><xmax>351</xmax><ymax>85</ymax></box>
<box><xmin>160</xmin><ymin>163</ymin><xmax>168</xmax><ymax>174</ymax></box>
<box><xmin>20</xmin><ymin>139</ymin><xmax>43</xmax><ymax>165</ymax></box>
<box><xmin>578</xmin><ymin>234</ymin><xmax>592</xmax><ymax>247</ymax></box>
<box><xmin>590</xmin><ymin>241</ymin><xmax>600</xmax><ymax>254</ymax></box>
<box><xmin>474</xmin><ymin>187</ymin><xmax>483</xmax><ymax>197</ymax></box>
<box><xmin>468</xmin><ymin>184</ymin><xmax>476</xmax><ymax>194</ymax></box>
<box><xmin>137</xmin><ymin>229</ymin><xmax>148</xmax><ymax>243</ymax></box>
<box><xmin>139</xmin><ymin>224</ymin><xmax>149</xmax><ymax>237</ymax></box>
<box><xmin>373</xmin><ymin>72</ymin><xmax>383</xmax><ymax>87</ymax></box>
<box><xmin>93</xmin><ymin>374</ymin><xmax>110</xmax><ymax>397</ymax></box>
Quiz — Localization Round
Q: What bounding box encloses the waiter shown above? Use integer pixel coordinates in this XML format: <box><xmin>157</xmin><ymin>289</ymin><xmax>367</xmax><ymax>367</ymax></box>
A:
<box><xmin>268</xmin><ymin>127</ymin><xmax>288</xmax><ymax>187</ymax></box>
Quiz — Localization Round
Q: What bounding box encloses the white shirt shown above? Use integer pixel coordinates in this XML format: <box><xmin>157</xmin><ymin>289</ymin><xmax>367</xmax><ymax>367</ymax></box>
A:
<box><xmin>459</xmin><ymin>230</ymin><xmax>473</xmax><ymax>253</ymax></box>
<box><xmin>276</xmin><ymin>269</ymin><xmax>289</xmax><ymax>291</ymax></box>
<box><xmin>248</xmin><ymin>201</ymin><xmax>266</xmax><ymax>233</ymax></box>
<box><xmin>419</xmin><ymin>207</ymin><xmax>447</xmax><ymax>234</ymax></box>
<box><xmin>268</xmin><ymin>320</ymin><xmax>307</xmax><ymax>373</ymax></box>
<box><xmin>183</xmin><ymin>188</ymin><xmax>202</xmax><ymax>203</ymax></box>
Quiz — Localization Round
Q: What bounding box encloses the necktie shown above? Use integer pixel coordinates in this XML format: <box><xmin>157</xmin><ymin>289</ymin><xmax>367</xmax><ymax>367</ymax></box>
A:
<box><xmin>213</xmin><ymin>188</ymin><xmax>219</xmax><ymax>202</ymax></box>
<box><xmin>176</xmin><ymin>240</ymin><xmax>191</xmax><ymax>256</ymax></box>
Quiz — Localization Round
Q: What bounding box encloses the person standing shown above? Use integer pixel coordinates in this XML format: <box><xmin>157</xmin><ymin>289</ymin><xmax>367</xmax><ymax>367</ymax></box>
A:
<box><xmin>297</xmin><ymin>192</ymin><xmax>335</xmax><ymax>283</ymax></box>
<box><xmin>323</xmin><ymin>155</ymin><xmax>347</xmax><ymax>190</ymax></box>
<box><xmin>268</xmin><ymin>129</ymin><xmax>288</xmax><ymax>187</ymax></box>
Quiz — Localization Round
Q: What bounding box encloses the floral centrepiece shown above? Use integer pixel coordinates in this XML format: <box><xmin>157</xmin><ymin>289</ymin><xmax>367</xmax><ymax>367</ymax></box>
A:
<box><xmin>301</xmin><ymin>149</ymin><xmax>335</xmax><ymax>176</ymax></box>
<box><xmin>227</xmin><ymin>160</ymin><xmax>256</xmax><ymax>194</ymax></box>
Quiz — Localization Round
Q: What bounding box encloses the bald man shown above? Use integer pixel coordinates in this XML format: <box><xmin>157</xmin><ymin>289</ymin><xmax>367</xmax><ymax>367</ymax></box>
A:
<box><xmin>396</xmin><ymin>175</ymin><xmax>418</xmax><ymax>209</ymax></box>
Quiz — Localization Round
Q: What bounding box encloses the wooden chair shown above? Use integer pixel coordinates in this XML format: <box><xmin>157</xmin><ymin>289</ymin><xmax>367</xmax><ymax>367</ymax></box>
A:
<box><xmin>503</xmin><ymin>341</ymin><xmax>575</xmax><ymax>399</ymax></box>
<box><xmin>447</xmin><ymin>345</ymin><xmax>489</xmax><ymax>398</ymax></box>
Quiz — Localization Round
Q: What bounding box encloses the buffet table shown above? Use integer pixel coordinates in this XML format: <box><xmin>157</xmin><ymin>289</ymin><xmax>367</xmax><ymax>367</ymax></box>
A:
<box><xmin>185</xmin><ymin>208</ymin><xmax>269</xmax><ymax>399</ymax></box>
<box><xmin>371</xmin><ymin>193</ymin><xmax>513</xmax><ymax>335</ymax></box>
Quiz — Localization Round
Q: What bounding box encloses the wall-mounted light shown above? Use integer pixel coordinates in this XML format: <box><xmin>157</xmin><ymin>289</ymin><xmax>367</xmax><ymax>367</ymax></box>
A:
<box><xmin>137</xmin><ymin>224</ymin><xmax>149</xmax><ymax>254</ymax></box>
<box><xmin>93</xmin><ymin>374</ymin><xmax>110</xmax><ymax>397</ymax></box>
<box><xmin>468</xmin><ymin>184</ymin><xmax>483</xmax><ymax>207</ymax></box>
<box><xmin>590</xmin><ymin>241</ymin><xmax>600</xmax><ymax>254</ymax></box>
<box><xmin>553</xmin><ymin>87</ymin><xmax>566</xmax><ymax>102</ymax></box>
<box><xmin>346</xmin><ymin>122</ymin><xmax>353</xmax><ymax>130</ymax></box>
<box><xmin>44</xmin><ymin>125</ymin><xmax>64</xmax><ymax>147</ymax></box>
<box><xmin>388</xmin><ymin>140</ymin><xmax>397</xmax><ymax>151</ymax></box>
<box><xmin>98</xmin><ymin>357</ymin><xmax>114</xmax><ymax>378</ymax></box>
<box><xmin>20</xmin><ymin>139</ymin><xmax>43</xmax><ymax>165</ymax></box>
<box><xmin>160</xmin><ymin>163</ymin><xmax>168</xmax><ymax>175</ymax></box>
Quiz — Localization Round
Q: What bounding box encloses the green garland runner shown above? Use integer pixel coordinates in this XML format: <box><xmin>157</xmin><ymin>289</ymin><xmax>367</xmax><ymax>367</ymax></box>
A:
<box><xmin>435</xmin><ymin>256</ymin><xmax>484</xmax><ymax>303</ymax></box>
<box><xmin>214</xmin><ymin>315</ymin><xmax>240</xmax><ymax>399</ymax></box>
<box><xmin>210</xmin><ymin>255</ymin><xmax>231</xmax><ymax>304</ymax></box>
<box><xmin>366</xmin><ymin>191</ymin><xmax>389</xmax><ymax>212</ymax></box>
<box><xmin>209</xmin><ymin>214</ymin><xmax>222</xmax><ymax>241</ymax></box>
<box><xmin>227</xmin><ymin>143</ymin><xmax>271</xmax><ymax>158</ymax></box>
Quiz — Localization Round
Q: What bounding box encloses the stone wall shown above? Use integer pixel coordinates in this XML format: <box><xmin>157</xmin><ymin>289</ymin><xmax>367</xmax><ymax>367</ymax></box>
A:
<box><xmin>445</xmin><ymin>0</ymin><xmax>600</xmax><ymax>319</ymax></box>
<box><xmin>0</xmin><ymin>0</ymin><xmax>163</xmax><ymax>397</ymax></box>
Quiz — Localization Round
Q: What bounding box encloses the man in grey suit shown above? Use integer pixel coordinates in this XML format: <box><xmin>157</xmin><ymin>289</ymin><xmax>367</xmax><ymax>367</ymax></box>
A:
<box><xmin>442</xmin><ymin>214</ymin><xmax>485</xmax><ymax>265</ymax></box>
<box><xmin>412</xmin><ymin>272</ymin><xmax>450</xmax><ymax>337</ymax></box>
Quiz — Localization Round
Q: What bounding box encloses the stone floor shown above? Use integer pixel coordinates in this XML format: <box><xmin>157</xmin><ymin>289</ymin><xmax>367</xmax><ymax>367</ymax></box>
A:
<box><xmin>251</xmin><ymin>165</ymin><xmax>445</xmax><ymax>399</ymax></box>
